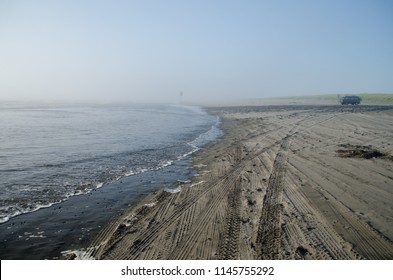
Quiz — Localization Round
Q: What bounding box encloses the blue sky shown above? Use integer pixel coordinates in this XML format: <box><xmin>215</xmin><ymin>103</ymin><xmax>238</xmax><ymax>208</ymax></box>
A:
<box><xmin>1</xmin><ymin>0</ymin><xmax>392</xmax><ymax>103</ymax></box>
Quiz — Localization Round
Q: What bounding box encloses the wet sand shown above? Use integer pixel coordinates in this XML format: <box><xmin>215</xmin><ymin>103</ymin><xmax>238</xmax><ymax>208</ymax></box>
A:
<box><xmin>84</xmin><ymin>104</ymin><xmax>393</xmax><ymax>260</ymax></box>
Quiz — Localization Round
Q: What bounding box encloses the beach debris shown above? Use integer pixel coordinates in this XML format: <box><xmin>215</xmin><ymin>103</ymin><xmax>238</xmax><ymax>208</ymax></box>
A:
<box><xmin>336</xmin><ymin>144</ymin><xmax>390</xmax><ymax>160</ymax></box>
<box><xmin>296</xmin><ymin>246</ymin><xmax>310</xmax><ymax>259</ymax></box>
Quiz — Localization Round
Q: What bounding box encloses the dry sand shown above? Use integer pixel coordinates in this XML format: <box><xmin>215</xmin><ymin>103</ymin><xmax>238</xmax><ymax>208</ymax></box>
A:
<box><xmin>84</xmin><ymin>105</ymin><xmax>393</xmax><ymax>260</ymax></box>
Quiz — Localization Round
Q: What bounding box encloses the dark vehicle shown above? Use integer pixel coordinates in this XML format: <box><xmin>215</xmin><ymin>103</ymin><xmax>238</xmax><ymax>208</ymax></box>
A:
<box><xmin>339</xmin><ymin>95</ymin><xmax>361</xmax><ymax>105</ymax></box>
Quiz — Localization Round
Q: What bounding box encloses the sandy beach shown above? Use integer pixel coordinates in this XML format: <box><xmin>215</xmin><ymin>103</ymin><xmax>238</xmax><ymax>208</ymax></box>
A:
<box><xmin>81</xmin><ymin>104</ymin><xmax>393</xmax><ymax>260</ymax></box>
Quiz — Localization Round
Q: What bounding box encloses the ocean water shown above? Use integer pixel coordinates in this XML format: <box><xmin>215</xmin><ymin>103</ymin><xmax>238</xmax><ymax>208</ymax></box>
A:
<box><xmin>0</xmin><ymin>102</ymin><xmax>221</xmax><ymax>224</ymax></box>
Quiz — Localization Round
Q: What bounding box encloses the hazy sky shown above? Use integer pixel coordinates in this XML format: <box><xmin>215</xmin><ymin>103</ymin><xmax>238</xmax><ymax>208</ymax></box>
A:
<box><xmin>1</xmin><ymin>0</ymin><xmax>392</xmax><ymax>103</ymax></box>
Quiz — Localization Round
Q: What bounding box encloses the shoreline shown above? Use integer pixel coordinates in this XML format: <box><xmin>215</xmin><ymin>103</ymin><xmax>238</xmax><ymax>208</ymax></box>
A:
<box><xmin>0</xmin><ymin>104</ymin><xmax>220</xmax><ymax>260</ymax></box>
<box><xmin>0</xmin><ymin>148</ymin><xmax>199</xmax><ymax>260</ymax></box>
<box><xmin>85</xmin><ymin>104</ymin><xmax>393</xmax><ymax>260</ymax></box>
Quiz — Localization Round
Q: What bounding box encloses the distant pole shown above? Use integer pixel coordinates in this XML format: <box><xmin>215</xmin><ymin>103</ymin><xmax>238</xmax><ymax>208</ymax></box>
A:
<box><xmin>179</xmin><ymin>91</ymin><xmax>183</xmax><ymax>104</ymax></box>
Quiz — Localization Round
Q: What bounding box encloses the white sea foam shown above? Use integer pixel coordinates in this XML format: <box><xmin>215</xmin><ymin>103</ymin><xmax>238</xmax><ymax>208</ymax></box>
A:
<box><xmin>124</xmin><ymin>161</ymin><xmax>174</xmax><ymax>178</ymax></box>
<box><xmin>0</xmin><ymin>202</ymin><xmax>62</xmax><ymax>225</ymax></box>
<box><xmin>125</xmin><ymin>167</ymin><xmax>148</xmax><ymax>177</ymax></box>
<box><xmin>164</xmin><ymin>187</ymin><xmax>181</xmax><ymax>194</ymax></box>
<box><xmin>125</xmin><ymin>170</ymin><xmax>136</xmax><ymax>176</ymax></box>
<box><xmin>61</xmin><ymin>249</ymin><xmax>95</xmax><ymax>260</ymax></box>
<box><xmin>28</xmin><ymin>234</ymin><xmax>46</xmax><ymax>238</ymax></box>
<box><xmin>0</xmin><ymin>217</ymin><xmax>9</xmax><ymax>223</ymax></box>
<box><xmin>61</xmin><ymin>241</ymin><xmax>110</xmax><ymax>260</ymax></box>
<box><xmin>144</xmin><ymin>202</ymin><xmax>157</xmax><ymax>207</ymax></box>
<box><xmin>190</xmin><ymin>181</ymin><xmax>205</xmax><ymax>188</ymax></box>
<box><xmin>177</xmin><ymin>180</ymin><xmax>191</xmax><ymax>184</ymax></box>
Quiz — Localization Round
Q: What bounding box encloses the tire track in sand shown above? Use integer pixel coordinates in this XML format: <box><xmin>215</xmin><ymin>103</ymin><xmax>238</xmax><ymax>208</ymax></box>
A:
<box><xmin>253</xmin><ymin>113</ymin><xmax>325</xmax><ymax>259</ymax></box>
<box><xmin>168</xmin><ymin>143</ymin><xmax>246</xmax><ymax>259</ymax></box>
<box><xmin>256</xmin><ymin>137</ymin><xmax>290</xmax><ymax>259</ymax></box>
<box><xmin>215</xmin><ymin>175</ymin><xmax>242</xmax><ymax>259</ymax></box>
<box><xmin>282</xmin><ymin>171</ymin><xmax>359</xmax><ymax>259</ymax></box>
<box><xmin>100</xmin><ymin>143</ymin><xmax>253</xmax><ymax>259</ymax></box>
<box><xmin>288</xmin><ymin>155</ymin><xmax>393</xmax><ymax>259</ymax></box>
<box><xmin>94</xmin><ymin>117</ymin><xmax>294</xmax><ymax>259</ymax></box>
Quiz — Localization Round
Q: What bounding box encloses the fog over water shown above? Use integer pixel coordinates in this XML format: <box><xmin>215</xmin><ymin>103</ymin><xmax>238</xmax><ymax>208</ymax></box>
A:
<box><xmin>1</xmin><ymin>0</ymin><xmax>392</xmax><ymax>104</ymax></box>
